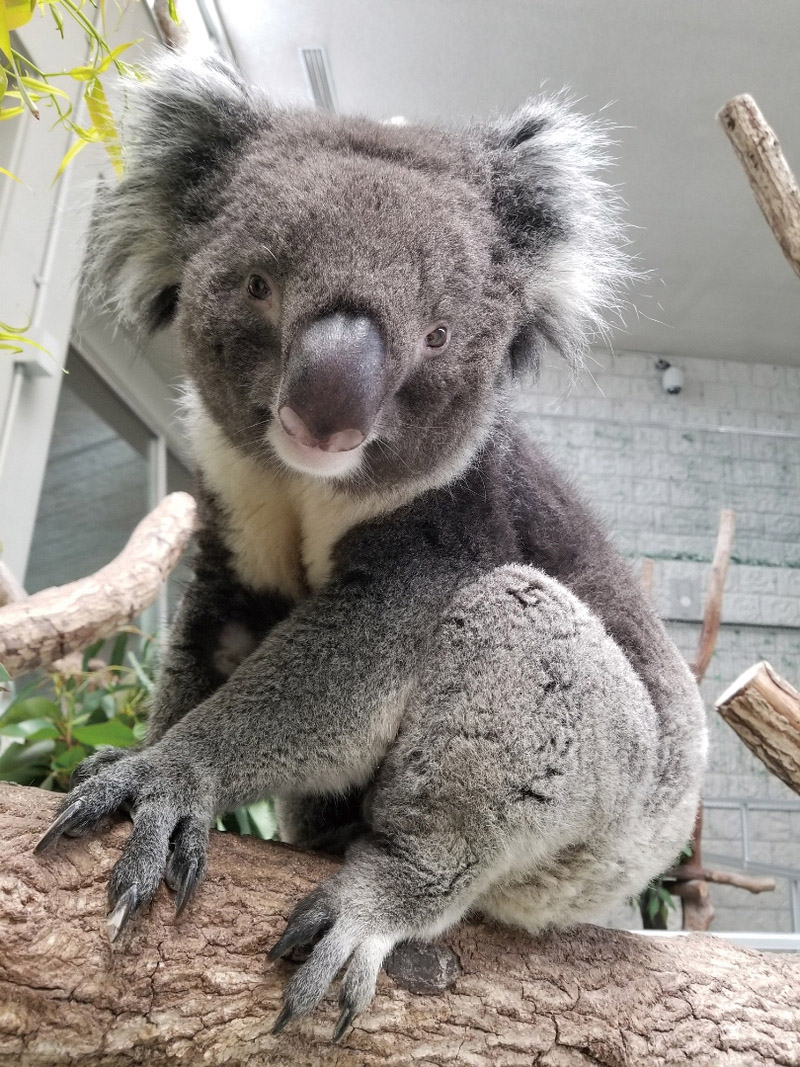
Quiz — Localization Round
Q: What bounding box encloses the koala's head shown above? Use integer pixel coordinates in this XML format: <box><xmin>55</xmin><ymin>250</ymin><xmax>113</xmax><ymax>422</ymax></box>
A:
<box><xmin>89</xmin><ymin>56</ymin><xmax>628</xmax><ymax>489</ymax></box>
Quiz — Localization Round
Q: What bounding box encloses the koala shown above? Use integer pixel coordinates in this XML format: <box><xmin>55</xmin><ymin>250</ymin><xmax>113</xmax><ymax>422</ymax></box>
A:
<box><xmin>37</xmin><ymin>55</ymin><xmax>707</xmax><ymax>1042</ymax></box>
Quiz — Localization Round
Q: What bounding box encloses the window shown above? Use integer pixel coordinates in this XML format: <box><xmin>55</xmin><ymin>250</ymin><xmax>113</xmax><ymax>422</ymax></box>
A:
<box><xmin>25</xmin><ymin>348</ymin><xmax>192</xmax><ymax>627</ymax></box>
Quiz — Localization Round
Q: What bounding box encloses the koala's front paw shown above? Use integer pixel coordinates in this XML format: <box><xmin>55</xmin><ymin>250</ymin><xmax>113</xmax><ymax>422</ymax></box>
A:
<box><xmin>34</xmin><ymin>751</ymin><xmax>213</xmax><ymax>938</ymax></box>
<box><xmin>269</xmin><ymin>878</ymin><xmax>394</xmax><ymax>1044</ymax></box>
<box><xmin>68</xmin><ymin>744</ymin><xmax>138</xmax><ymax>787</ymax></box>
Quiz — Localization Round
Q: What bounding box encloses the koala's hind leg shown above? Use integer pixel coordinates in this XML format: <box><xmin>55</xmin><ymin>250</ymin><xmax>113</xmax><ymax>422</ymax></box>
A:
<box><xmin>272</xmin><ymin>564</ymin><xmax>673</xmax><ymax>1040</ymax></box>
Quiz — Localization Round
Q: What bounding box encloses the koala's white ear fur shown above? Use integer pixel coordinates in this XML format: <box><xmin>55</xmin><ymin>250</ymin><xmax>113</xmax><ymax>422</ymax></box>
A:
<box><xmin>86</xmin><ymin>54</ymin><xmax>263</xmax><ymax>335</ymax></box>
<box><xmin>485</xmin><ymin>96</ymin><xmax>632</xmax><ymax>373</ymax></box>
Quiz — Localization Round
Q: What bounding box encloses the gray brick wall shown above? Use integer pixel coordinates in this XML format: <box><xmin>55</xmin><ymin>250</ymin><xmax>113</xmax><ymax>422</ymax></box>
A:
<box><xmin>516</xmin><ymin>349</ymin><xmax>800</xmax><ymax>932</ymax></box>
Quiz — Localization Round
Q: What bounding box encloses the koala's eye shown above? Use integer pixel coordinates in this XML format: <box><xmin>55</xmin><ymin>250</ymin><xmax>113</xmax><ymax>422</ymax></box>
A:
<box><xmin>424</xmin><ymin>325</ymin><xmax>449</xmax><ymax>350</ymax></box>
<box><xmin>247</xmin><ymin>274</ymin><xmax>271</xmax><ymax>301</ymax></box>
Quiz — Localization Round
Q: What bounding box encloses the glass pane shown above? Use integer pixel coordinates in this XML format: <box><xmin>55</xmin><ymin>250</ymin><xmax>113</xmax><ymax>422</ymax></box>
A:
<box><xmin>25</xmin><ymin>359</ymin><xmax>150</xmax><ymax>593</ymax></box>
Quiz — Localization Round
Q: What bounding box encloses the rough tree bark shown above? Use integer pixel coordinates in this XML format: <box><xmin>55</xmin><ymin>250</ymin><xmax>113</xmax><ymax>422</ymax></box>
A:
<box><xmin>1</xmin><ymin>783</ymin><xmax>799</xmax><ymax>1067</ymax></box>
<box><xmin>716</xmin><ymin>661</ymin><xmax>800</xmax><ymax>797</ymax></box>
<box><xmin>0</xmin><ymin>493</ymin><xmax>196</xmax><ymax>679</ymax></box>
<box><xmin>718</xmin><ymin>94</ymin><xmax>800</xmax><ymax>280</ymax></box>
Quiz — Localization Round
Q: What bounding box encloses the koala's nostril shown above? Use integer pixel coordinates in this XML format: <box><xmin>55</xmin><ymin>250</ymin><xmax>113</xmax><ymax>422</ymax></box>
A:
<box><xmin>321</xmin><ymin>428</ymin><xmax>366</xmax><ymax>453</ymax></box>
<box><xmin>279</xmin><ymin>405</ymin><xmax>319</xmax><ymax>447</ymax></box>
<box><xmin>278</xmin><ymin>406</ymin><xmax>365</xmax><ymax>453</ymax></box>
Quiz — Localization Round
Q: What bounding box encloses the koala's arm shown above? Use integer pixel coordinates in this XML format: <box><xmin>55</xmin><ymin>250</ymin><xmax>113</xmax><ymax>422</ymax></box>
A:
<box><xmin>151</xmin><ymin>513</ymin><xmax>466</xmax><ymax>810</ymax></box>
<box><xmin>147</xmin><ymin>518</ymin><xmax>293</xmax><ymax>744</ymax></box>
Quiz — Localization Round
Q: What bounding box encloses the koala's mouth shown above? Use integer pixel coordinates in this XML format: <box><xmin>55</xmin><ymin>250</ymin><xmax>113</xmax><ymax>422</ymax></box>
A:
<box><xmin>267</xmin><ymin>419</ymin><xmax>366</xmax><ymax>480</ymax></box>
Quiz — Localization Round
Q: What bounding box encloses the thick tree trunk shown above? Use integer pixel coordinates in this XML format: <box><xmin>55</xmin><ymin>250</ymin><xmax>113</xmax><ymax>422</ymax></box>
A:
<box><xmin>716</xmin><ymin>661</ymin><xmax>800</xmax><ymax>796</ymax></box>
<box><xmin>1</xmin><ymin>784</ymin><xmax>799</xmax><ymax>1066</ymax></box>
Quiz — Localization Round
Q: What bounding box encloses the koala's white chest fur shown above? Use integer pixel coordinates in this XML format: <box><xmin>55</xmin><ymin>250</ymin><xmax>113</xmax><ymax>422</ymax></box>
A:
<box><xmin>187</xmin><ymin>402</ymin><xmax>398</xmax><ymax>599</ymax></box>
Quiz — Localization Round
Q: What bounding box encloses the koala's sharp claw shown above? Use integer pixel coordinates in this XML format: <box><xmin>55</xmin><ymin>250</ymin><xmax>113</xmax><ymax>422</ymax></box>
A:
<box><xmin>331</xmin><ymin>1006</ymin><xmax>355</xmax><ymax>1044</ymax></box>
<box><xmin>34</xmin><ymin>799</ymin><xmax>85</xmax><ymax>854</ymax></box>
<box><xmin>107</xmin><ymin>884</ymin><xmax>139</xmax><ymax>942</ymax></box>
<box><xmin>268</xmin><ymin>926</ymin><xmax>306</xmax><ymax>962</ymax></box>
<box><xmin>271</xmin><ymin>1002</ymin><xmax>294</xmax><ymax>1035</ymax></box>
<box><xmin>174</xmin><ymin>858</ymin><xmax>199</xmax><ymax>917</ymax></box>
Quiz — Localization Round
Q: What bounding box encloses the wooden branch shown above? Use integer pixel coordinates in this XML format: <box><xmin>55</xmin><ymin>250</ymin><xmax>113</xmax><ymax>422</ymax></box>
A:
<box><xmin>666</xmin><ymin>866</ymin><xmax>776</xmax><ymax>895</ymax></box>
<box><xmin>667</xmin><ymin>878</ymin><xmax>715</xmax><ymax>933</ymax></box>
<box><xmin>690</xmin><ymin>508</ymin><xmax>736</xmax><ymax>682</ymax></box>
<box><xmin>678</xmin><ymin>806</ymin><xmax>715</xmax><ymax>931</ymax></box>
<box><xmin>0</xmin><ymin>493</ymin><xmax>196</xmax><ymax>679</ymax></box>
<box><xmin>640</xmin><ymin>556</ymin><xmax>654</xmax><ymax>596</ymax></box>
<box><xmin>1</xmin><ymin>784</ymin><xmax>799</xmax><ymax>1065</ymax></box>
<box><xmin>718</xmin><ymin>95</ymin><xmax>800</xmax><ymax>280</ymax></box>
<box><xmin>716</xmin><ymin>661</ymin><xmax>800</xmax><ymax>796</ymax></box>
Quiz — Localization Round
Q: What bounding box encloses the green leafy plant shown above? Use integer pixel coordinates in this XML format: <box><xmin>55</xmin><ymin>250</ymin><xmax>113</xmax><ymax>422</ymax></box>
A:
<box><xmin>639</xmin><ymin>881</ymin><xmax>677</xmax><ymax>929</ymax></box>
<box><xmin>0</xmin><ymin>629</ymin><xmax>276</xmax><ymax>838</ymax></box>
<box><xmin>636</xmin><ymin>840</ymin><xmax>693</xmax><ymax>929</ymax></box>
<box><xmin>1</xmin><ymin>0</ymin><xmax>143</xmax><ymax>171</ymax></box>
<box><xmin>1</xmin><ymin>0</ymin><xmax>177</xmax><ymax>352</ymax></box>
<box><xmin>0</xmin><ymin>630</ymin><xmax>153</xmax><ymax>788</ymax></box>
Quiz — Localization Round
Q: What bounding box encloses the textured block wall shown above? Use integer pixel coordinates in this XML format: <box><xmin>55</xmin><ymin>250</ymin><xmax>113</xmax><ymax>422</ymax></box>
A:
<box><xmin>516</xmin><ymin>350</ymin><xmax>800</xmax><ymax>932</ymax></box>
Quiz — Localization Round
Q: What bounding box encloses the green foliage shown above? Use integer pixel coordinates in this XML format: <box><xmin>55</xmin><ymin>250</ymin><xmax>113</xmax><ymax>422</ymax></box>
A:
<box><xmin>0</xmin><ymin>629</ymin><xmax>153</xmax><ymax>789</ymax></box>
<box><xmin>637</xmin><ymin>839</ymin><xmax>694</xmax><ymax>929</ymax></box>
<box><xmin>0</xmin><ymin>0</ymin><xmax>146</xmax><ymax>179</ymax></box>
<box><xmin>640</xmin><ymin>882</ymin><xmax>677</xmax><ymax>927</ymax></box>
<box><xmin>1</xmin><ymin>0</ymin><xmax>180</xmax><ymax>354</ymax></box>
<box><xmin>0</xmin><ymin>317</ymin><xmax>52</xmax><ymax>356</ymax></box>
<box><xmin>0</xmin><ymin>630</ymin><xmax>276</xmax><ymax>839</ymax></box>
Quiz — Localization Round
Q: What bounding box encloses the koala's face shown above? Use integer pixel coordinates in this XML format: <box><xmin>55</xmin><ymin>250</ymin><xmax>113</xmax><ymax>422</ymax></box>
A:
<box><xmin>178</xmin><ymin>118</ymin><xmax>517</xmax><ymax>486</ymax></box>
<box><xmin>92</xmin><ymin>57</ymin><xmax>626</xmax><ymax>490</ymax></box>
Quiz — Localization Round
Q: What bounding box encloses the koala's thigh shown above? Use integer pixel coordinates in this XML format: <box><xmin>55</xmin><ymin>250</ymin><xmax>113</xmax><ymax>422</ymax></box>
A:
<box><xmin>366</xmin><ymin>564</ymin><xmax>670</xmax><ymax>929</ymax></box>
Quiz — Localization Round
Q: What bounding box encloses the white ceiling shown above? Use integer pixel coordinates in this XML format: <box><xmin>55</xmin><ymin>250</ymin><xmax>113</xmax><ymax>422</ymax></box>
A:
<box><xmin>214</xmin><ymin>0</ymin><xmax>800</xmax><ymax>367</ymax></box>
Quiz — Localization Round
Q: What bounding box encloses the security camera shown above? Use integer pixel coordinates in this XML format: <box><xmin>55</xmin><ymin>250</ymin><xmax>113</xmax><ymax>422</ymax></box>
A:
<box><xmin>655</xmin><ymin>359</ymin><xmax>684</xmax><ymax>395</ymax></box>
<box><xmin>662</xmin><ymin>365</ymin><xmax>684</xmax><ymax>395</ymax></box>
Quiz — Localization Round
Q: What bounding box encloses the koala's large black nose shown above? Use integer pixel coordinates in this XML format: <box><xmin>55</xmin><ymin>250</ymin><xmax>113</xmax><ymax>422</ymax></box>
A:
<box><xmin>278</xmin><ymin>314</ymin><xmax>385</xmax><ymax>452</ymax></box>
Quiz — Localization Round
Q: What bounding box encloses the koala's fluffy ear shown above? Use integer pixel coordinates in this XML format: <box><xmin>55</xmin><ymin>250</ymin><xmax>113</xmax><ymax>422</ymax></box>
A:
<box><xmin>86</xmin><ymin>54</ymin><xmax>264</xmax><ymax>335</ymax></box>
<box><xmin>483</xmin><ymin>97</ymin><xmax>631</xmax><ymax>375</ymax></box>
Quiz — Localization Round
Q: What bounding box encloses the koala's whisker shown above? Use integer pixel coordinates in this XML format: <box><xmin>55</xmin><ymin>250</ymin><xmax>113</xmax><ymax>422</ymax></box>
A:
<box><xmin>227</xmin><ymin>416</ymin><xmax>274</xmax><ymax>442</ymax></box>
<box><xmin>372</xmin><ymin>437</ymin><xmax>413</xmax><ymax>474</ymax></box>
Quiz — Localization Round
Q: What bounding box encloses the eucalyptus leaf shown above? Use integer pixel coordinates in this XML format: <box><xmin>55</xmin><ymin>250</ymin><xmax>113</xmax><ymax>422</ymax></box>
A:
<box><xmin>72</xmin><ymin>718</ymin><xmax>135</xmax><ymax>748</ymax></box>
<box><xmin>82</xmin><ymin>639</ymin><xmax>105</xmax><ymax>672</ymax></box>
<box><xmin>0</xmin><ymin>697</ymin><xmax>60</xmax><ymax>726</ymax></box>
<box><xmin>0</xmin><ymin>738</ymin><xmax>56</xmax><ymax>772</ymax></box>
<box><xmin>53</xmin><ymin>745</ymin><xmax>87</xmax><ymax>772</ymax></box>
<box><xmin>0</xmin><ymin>718</ymin><xmax>59</xmax><ymax>740</ymax></box>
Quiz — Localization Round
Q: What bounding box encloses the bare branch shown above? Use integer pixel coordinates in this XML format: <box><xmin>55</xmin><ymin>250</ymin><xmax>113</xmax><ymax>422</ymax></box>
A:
<box><xmin>716</xmin><ymin>661</ymin><xmax>800</xmax><ymax>796</ymax></box>
<box><xmin>718</xmin><ymin>94</ymin><xmax>800</xmax><ymax>280</ymax></box>
<box><xmin>690</xmin><ymin>508</ymin><xmax>736</xmax><ymax>682</ymax></box>
<box><xmin>0</xmin><ymin>493</ymin><xmax>196</xmax><ymax>678</ymax></box>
